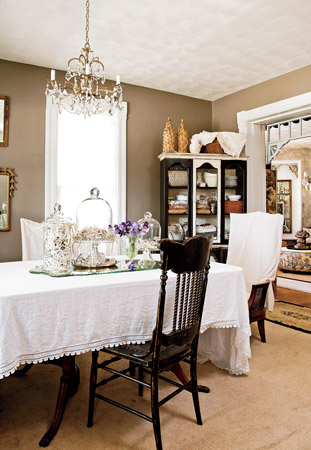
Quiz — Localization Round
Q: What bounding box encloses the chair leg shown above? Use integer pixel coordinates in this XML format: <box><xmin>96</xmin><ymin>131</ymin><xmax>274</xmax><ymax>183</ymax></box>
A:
<box><xmin>129</xmin><ymin>362</ymin><xmax>136</xmax><ymax>376</ymax></box>
<box><xmin>257</xmin><ymin>319</ymin><xmax>266</xmax><ymax>343</ymax></box>
<box><xmin>151</xmin><ymin>370</ymin><xmax>163</xmax><ymax>450</ymax></box>
<box><xmin>87</xmin><ymin>350</ymin><xmax>99</xmax><ymax>428</ymax></box>
<box><xmin>138</xmin><ymin>366</ymin><xmax>144</xmax><ymax>397</ymax></box>
<box><xmin>190</xmin><ymin>355</ymin><xmax>202</xmax><ymax>425</ymax></box>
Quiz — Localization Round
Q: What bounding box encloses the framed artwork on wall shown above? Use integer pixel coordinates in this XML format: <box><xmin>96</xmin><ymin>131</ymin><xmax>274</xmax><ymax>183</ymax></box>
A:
<box><xmin>0</xmin><ymin>95</ymin><xmax>9</xmax><ymax>147</ymax></box>
<box><xmin>0</xmin><ymin>168</ymin><xmax>16</xmax><ymax>231</ymax></box>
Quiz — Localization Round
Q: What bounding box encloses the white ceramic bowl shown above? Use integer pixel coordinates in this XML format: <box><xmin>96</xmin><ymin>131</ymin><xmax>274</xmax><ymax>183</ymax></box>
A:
<box><xmin>203</xmin><ymin>173</ymin><xmax>217</xmax><ymax>187</ymax></box>
<box><xmin>227</xmin><ymin>195</ymin><xmax>241</xmax><ymax>201</ymax></box>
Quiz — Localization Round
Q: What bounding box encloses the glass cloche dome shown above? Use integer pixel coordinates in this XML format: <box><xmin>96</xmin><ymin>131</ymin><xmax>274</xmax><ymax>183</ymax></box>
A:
<box><xmin>136</xmin><ymin>212</ymin><xmax>161</xmax><ymax>270</ymax></box>
<box><xmin>137</xmin><ymin>212</ymin><xmax>161</xmax><ymax>247</ymax></box>
<box><xmin>76</xmin><ymin>187</ymin><xmax>112</xmax><ymax>230</ymax></box>
<box><xmin>73</xmin><ymin>188</ymin><xmax>115</xmax><ymax>269</ymax></box>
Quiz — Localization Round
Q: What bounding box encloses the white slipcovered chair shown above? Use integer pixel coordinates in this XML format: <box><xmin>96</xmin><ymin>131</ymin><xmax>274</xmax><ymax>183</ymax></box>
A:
<box><xmin>16</xmin><ymin>219</ymin><xmax>44</xmax><ymax>376</ymax></box>
<box><xmin>20</xmin><ymin>218</ymin><xmax>44</xmax><ymax>261</ymax></box>
<box><xmin>226</xmin><ymin>211</ymin><xmax>284</xmax><ymax>342</ymax></box>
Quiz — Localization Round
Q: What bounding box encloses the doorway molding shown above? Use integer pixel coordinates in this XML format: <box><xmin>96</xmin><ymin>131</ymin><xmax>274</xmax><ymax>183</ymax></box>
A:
<box><xmin>237</xmin><ymin>92</ymin><xmax>311</xmax><ymax>212</ymax></box>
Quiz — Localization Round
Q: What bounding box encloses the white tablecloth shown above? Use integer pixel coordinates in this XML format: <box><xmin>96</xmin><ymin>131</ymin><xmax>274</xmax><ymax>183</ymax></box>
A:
<box><xmin>0</xmin><ymin>261</ymin><xmax>251</xmax><ymax>378</ymax></box>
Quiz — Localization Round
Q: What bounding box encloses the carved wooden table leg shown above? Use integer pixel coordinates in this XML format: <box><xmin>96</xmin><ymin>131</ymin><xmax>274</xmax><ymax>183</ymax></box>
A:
<box><xmin>39</xmin><ymin>355</ymin><xmax>80</xmax><ymax>447</ymax></box>
<box><xmin>169</xmin><ymin>363</ymin><xmax>210</xmax><ymax>393</ymax></box>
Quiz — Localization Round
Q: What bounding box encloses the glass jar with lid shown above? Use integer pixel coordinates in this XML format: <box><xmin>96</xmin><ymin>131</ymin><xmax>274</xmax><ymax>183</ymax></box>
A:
<box><xmin>73</xmin><ymin>188</ymin><xmax>116</xmax><ymax>268</ymax></box>
<box><xmin>137</xmin><ymin>212</ymin><xmax>161</xmax><ymax>247</ymax></box>
<box><xmin>43</xmin><ymin>203</ymin><xmax>76</xmax><ymax>276</ymax></box>
<box><xmin>137</xmin><ymin>212</ymin><xmax>161</xmax><ymax>269</ymax></box>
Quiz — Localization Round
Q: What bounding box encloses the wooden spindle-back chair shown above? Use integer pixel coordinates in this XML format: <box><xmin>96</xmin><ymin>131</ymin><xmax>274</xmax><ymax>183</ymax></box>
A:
<box><xmin>87</xmin><ymin>235</ymin><xmax>213</xmax><ymax>450</ymax></box>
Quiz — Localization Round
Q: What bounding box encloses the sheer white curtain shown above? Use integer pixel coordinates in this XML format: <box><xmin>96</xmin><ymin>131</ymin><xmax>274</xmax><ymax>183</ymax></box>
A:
<box><xmin>45</xmin><ymin>99</ymin><xmax>127</xmax><ymax>224</ymax></box>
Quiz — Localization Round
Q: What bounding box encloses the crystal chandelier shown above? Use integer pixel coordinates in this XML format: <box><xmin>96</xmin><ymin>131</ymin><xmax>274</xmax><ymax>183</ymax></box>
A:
<box><xmin>45</xmin><ymin>0</ymin><xmax>123</xmax><ymax>117</ymax></box>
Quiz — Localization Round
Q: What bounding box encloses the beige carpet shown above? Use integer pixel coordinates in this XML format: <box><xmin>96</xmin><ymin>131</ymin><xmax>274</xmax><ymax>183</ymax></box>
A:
<box><xmin>1</xmin><ymin>321</ymin><xmax>311</xmax><ymax>450</ymax></box>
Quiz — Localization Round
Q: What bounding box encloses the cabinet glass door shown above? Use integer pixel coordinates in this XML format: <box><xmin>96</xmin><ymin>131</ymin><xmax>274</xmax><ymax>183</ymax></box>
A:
<box><xmin>222</xmin><ymin>160</ymin><xmax>247</xmax><ymax>242</ymax></box>
<box><xmin>193</xmin><ymin>160</ymin><xmax>221</xmax><ymax>243</ymax></box>
<box><xmin>167</xmin><ymin>162</ymin><xmax>191</xmax><ymax>241</ymax></box>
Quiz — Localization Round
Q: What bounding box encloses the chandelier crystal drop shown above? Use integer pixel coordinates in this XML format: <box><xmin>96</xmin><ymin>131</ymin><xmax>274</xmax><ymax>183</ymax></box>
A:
<box><xmin>45</xmin><ymin>0</ymin><xmax>123</xmax><ymax>117</ymax></box>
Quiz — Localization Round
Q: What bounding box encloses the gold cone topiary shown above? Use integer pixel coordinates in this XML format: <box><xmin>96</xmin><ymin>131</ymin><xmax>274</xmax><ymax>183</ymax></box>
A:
<box><xmin>177</xmin><ymin>119</ymin><xmax>188</xmax><ymax>153</ymax></box>
<box><xmin>163</xmin><ymin>117</ymin><xmax>176</xmax><ymax>153</ymax></box>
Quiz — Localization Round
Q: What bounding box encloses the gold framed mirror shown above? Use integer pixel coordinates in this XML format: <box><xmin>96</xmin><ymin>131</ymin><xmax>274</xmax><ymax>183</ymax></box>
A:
<box><xmin>0</xmin><ymin>95</ymin><xmax>9</xmax><ymax>147</ymax></box>
<box><xmin>0</xmin><ymin>168</ymin><xmax>16</xmax><ymax>231</ymax></box>
<box><xmin>276</xmin><ymin>179</ymin><xmax>292</xmax><ymax>233</ymax></box>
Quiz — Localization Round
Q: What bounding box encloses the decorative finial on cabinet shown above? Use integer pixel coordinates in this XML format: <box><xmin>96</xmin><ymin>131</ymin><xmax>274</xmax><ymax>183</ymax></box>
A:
<box><xmin>177</xmin><ymin>118</ymin><xmax>188</xmax><ymax>153</ymax></box>
<box><xmin>163</xmin><ymin>117</ymin><xmax>176</xmax><ymax>153</ymax></box>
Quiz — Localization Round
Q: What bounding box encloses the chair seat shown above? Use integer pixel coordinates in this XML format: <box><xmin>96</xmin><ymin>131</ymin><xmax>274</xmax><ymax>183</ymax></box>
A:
<box><xmin>102</xmin><ymin>342</ymin><xmax>191</xmax><ymax>369</ymax></box>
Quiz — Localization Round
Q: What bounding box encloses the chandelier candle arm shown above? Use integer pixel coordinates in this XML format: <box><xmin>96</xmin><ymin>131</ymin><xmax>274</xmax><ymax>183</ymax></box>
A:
<box><xmin>45</xmin><ymin>0</ymin><xmax>123</xmax><ymax>117</ymax></box>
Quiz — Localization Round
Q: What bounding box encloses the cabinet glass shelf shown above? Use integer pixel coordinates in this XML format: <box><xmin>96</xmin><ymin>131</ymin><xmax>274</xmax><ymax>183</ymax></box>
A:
<box><xmin>196</xmin><ymin>186</ymin><xmax>218</xmax><ymax>189</ymax></box>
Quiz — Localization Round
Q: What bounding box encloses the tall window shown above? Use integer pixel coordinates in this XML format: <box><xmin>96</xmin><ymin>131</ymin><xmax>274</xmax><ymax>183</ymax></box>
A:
<box><xmin>45</xmin><ymin>99</ymin><xmax>127</xmax><ymax>224</ymax></box>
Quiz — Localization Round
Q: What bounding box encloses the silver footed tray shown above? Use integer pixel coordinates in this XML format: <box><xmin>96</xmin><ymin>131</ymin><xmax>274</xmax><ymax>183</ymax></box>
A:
<box><xmin>72</xmin><ymin>257</ymin><xmax>118</xmax><ymax>269</ymax></box>
<box><xmin>30</xmin><ymin>260</ymin><xmax>161</xmax><ymax>277</ymax></box>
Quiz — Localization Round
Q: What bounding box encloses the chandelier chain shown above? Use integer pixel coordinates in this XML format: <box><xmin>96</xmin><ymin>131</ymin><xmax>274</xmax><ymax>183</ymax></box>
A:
<box><xmin>85</xmin><ymin>0</ymin><xmax>90</xmax><ymax>45</ymax></box>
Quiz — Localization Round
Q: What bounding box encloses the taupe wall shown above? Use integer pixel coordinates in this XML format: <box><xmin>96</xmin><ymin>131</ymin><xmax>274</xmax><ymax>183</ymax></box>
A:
<box><xmin>0</xmin><ymin>59</ymin><xmax>212</xmax><ymax>262</ymax></box>
<box><xmin>212</xmin><ymin>65</ymin><xmax>311</xmax><ymax>132</ymax></box>
<box><xmin>0</xmin><ymin>60</ymin><xmax>46</xmax><ymax>262</ymax></box>
<box><xmin>125</xmin><ymin>83</ymin><xmax>212</xmax><ymax>221</ymax></box>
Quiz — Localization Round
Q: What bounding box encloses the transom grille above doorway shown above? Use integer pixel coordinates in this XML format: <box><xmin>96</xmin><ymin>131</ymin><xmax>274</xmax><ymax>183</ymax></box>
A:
<box><xmin>266</xmin><ymin>115</ymin><xmax>311</xmax><ymax>165</ymax></box>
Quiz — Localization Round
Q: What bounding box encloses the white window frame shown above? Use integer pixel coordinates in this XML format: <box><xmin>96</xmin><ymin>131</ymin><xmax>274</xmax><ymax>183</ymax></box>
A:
<box><xmin>45</xmin><ymin>97</ymin><xmax>127</xmax><ymax>223</ymax></box>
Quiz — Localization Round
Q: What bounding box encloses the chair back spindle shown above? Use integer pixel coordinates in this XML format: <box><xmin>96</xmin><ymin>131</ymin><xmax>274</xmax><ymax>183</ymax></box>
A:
<box><xmin>158</xmin><ymin>236</ymin><xmax>213</xmax><ymax>349</ymax></box>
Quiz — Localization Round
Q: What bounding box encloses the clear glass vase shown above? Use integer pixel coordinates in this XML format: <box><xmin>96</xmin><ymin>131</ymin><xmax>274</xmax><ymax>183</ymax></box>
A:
<box><xmin>126</xmin><ymin>235</ymin><xmax>138</xmax><ymax>260</ymax></box>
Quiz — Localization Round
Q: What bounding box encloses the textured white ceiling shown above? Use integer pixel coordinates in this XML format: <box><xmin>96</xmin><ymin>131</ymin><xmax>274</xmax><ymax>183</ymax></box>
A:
<box><xmin>0</xmin><ymin>0</ymin><xmax>310</xmax><ymax>101</ymax></box>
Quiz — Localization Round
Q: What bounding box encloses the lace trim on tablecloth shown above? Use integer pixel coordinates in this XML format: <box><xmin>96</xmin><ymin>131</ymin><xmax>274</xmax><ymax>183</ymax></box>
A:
<box><xmin>209</xmin><ymin>360</ymin><xmax>249</xmax><ymax>376</ymax></box>
<box><xmin>0</xmin><ymin>335</ymin><xmax>152</xmax><ymax>379</ymax></box>
<box><xmin>200</xmin><ymin>320</ymin><xmax>241</xmax><ymax>333</ymax></box>
<box><xmin>235</xmin><ymin>323</ymin><xmax>252</xmax><ymax>359</ymax></box>
<box><xmin>1</xmin><ymin>322</ymin><xmax>252</xmax><ymax>379</ymax></box>
<box><xmin>197</xmin><ymin>320</ymin><xmax>252</xmax><ymax>375</ymax></box>
<box><xmin>200</xmin><ymin>319</ymin><xmax>253</xmax><ymax>358</ymax></box>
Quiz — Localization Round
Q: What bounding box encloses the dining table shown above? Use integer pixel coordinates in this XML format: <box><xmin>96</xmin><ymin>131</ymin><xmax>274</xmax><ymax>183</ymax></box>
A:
<box><xmin>0</xmin><ymin>259</ymin><xmax>251</xmax><ymax>446</ymax></box>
